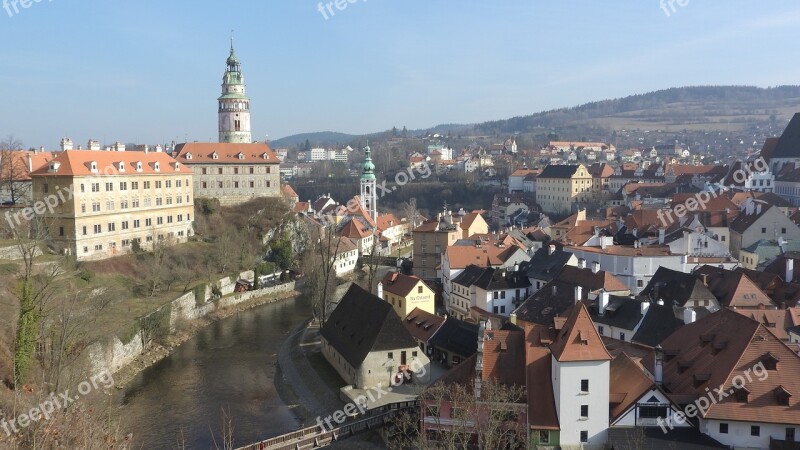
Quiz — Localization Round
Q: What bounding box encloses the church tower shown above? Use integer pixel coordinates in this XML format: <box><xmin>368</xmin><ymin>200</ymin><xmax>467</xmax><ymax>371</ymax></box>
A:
<box><xmin>218</xmin><ymin>39</ymin><xmax>252</xmax><ymax>143</ymax></box>
<box><xmin>361</xmin><ymin>143</ymin><xmax>378</xmax><ymax>221</ymax></box>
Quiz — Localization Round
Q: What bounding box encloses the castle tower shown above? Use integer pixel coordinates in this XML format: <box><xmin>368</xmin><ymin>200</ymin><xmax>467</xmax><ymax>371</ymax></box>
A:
<box><xmin>361</xmin><ymin>143</ymin><xmax>377</xmax><ymax>221</ymax></box>
<box><xmin>218</xmin><ymin>38</ymin><xmax>252</xmax><ymax>143</ymax></box>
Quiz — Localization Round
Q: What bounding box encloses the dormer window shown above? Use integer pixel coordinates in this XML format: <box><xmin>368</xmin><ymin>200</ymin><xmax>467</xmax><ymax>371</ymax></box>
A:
<box><xmin>48</xmin><ymin>162</ymin><xmax>61</xmax><ymax>173</ymax></box>
<box><xmin>735</xmin><ymin>386</ymin><xmax>750</xmax><ymax>403</ymax></box>
<box><xmin>136</xmin><ymin>162</ymin><xmax>143</xmax><ymax>172</ymax></box>
<box><xmin>761</xmin><ymin>352</ymin><xmax>780</xmax><ymax>371</ymax></box>
<box><xmin>90</xmin><ymin>161</ymin><xmax>98</xmax><ymax>173</ymax></box>
<box><xmin>237</xmin><ymin>152</ymin><xmax>245</xmax><ymax>160</ymax></box>
<box><xmin>262</xmin><ymin>152</ymin><xmax>270</xmax><ymax>160</ymax></box>
<box><xmin>212</xmin><ymin>152</ymin><xmax>219</xmax><ymax>160</ymax></box>
<box><xmin>154</xmin><ymin>162</ymin><xmax>160</xmax><ymax>172</ymax></box>
<box><xmin>118</xmin><ymin>161</ymin><xmax>126</xmax><ymax>172</ymax></box>
<box><xmin>174</xmin><ymin>162</ymin><xmax>180</xmax><ymax>171</ymax></box>
<box><xmin>775</xmin><ymin>386</ymin><xmax>792</xmax><ymax>406</ymax></box>
<box><xmin>185</xmin><ymin>152</ymin><xmax>193</xmax><ymax>160</ymax></box>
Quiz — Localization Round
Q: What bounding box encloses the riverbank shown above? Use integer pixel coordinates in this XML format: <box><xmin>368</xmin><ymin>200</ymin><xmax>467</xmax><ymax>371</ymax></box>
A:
<box><xmin>274</xmin><ymin>319</ymin><xmax>386</xmax><ymax>449</ymax></box>
<box><xmin>114</xmin><ymin>288</ymin><xmax>299</xmax><ymax>389</ymax></box>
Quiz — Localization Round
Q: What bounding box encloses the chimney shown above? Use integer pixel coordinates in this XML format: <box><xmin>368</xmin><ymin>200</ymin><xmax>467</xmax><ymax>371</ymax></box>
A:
<box><xmin>578</xmin><ymin>258</ymin><xmax>586</xmax><ymax>269</ymax></box>
<box><xmin>658</xmin><ymin>228</ymin><xmax>665</xmax><ymax>245</ymax></box>
<box><xmin>27</xmin><ymin>153</ymin><xmax>32</xmax><ymax>172</ymax></box>
<box><xmin>599</xmin><ymin>290</ymin><xmax>610</xmax><ymax>315</ymax></box>
<box><xmin>746</xmin><ymin>201</ymin><xmax>754</xmax><ymax>216</ymax></box>
<box><xmin>787</xmin><ymin>258</ymin><xmax>795</xmax><ymax>283</ymax></box>
<box><xmin>683</xmin><ymin>307</ymin><xmax>696</xmax><ymax>325</ymax></box>
<box><xmin>657</xmin><ymin>299</ymin><xmax>665</xmax><ymax>306</ymax></box>
<box><xmin>641</xmin><ymin>300</ymin><xmax>650</xmax><ymax>316</ymax></box>
<box><xmin>548</xmin><ymin>244</ymin><xmax>556</xmax><ymax>256</ymax></box>
<box><xmin>592</xmin><ymin>261</ymin><xmax>600</xmax><ymax>274</ymax></box>
<box><xmin>575</xmin><ymin>285</ymin><xmax>583</xmax><ymax>304</ymax></box>
<box><xmin>377</xmin><ymin>282</ymin><xmax>384</xmax><ymax>300</ymax></box>
<box><xmin>654</xmin><ymin>345</ymin><xmax>664</xmax><ymax>386</ymax></box>
<box><xmin>513</xmin><ymin>262</ymin><xmax>519</xmax><ymax>273</ymax></box>
<box><xmin>700</xmin><ymin>273</ymin><xmax>708</xmax><ymax>287</ymax></box>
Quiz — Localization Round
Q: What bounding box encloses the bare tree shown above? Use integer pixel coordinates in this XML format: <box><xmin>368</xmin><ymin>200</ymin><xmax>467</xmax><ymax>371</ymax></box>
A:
<box><xmin>402</xmin><ymin>197</ymin><xmax>421</xmax><ymax>230</ymax></box>
<box><xmin>390</xmin><ymin>379</ymin><xmax>526</xmax><ymax>450</ymax></box>
<box><xmin>301</xmin><ymin>220</ymin><xmax>342</xmax><ymax>327</ymax></box>
<box><xmin>0</xmin><ymin>136</ymin><xmax>29</xmax><ymax>205</ymax></box>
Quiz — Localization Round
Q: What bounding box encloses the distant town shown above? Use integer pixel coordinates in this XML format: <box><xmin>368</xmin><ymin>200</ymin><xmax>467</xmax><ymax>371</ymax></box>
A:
<box><xmin>4</xmin><ymin>38</ymin><xmax>800</xmax><ymax>450</ymax></box>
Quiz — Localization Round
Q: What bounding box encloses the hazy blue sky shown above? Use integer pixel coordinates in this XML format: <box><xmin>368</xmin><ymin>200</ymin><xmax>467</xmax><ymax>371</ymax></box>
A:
<box><xmin>1</xmin><ymin>1</ymin><xmax>800</xmax><ymax>148</ymax></box>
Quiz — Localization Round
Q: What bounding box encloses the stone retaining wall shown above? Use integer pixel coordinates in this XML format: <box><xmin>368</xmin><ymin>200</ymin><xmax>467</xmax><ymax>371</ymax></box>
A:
<box><xmin>86</xmin><ymin>270</ymin><xmax>295</xmax><ymax>376</ymax></box>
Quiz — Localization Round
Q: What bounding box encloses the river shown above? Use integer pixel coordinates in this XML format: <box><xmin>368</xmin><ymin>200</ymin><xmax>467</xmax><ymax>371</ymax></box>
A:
<box><xmin>118</xmin><ymin>295</ymin><xmax>309</xmax><ymax>449</ymax></box>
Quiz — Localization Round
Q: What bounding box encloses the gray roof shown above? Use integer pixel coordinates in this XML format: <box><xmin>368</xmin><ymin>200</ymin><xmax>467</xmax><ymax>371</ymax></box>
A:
<box><xmin>588</xmin><ymin>296</ymin><xmax>644</xmax><ymax>331</ymax></box>
<box><xmin>771</xmin><ymin>113</ymin><xmax>800</xmax><ymax>159</ymax></box>
<box><xmin>522</xmin><ymin>246</ymin><xmax>573</xmax><ymax>283</ymax></box>
<box><xmin>452</xmin><ymin>265</ymin><xmax>531</xmax><ymax>291</ymax></box>
<box><xmin>631</xmin><ymin>303</ymin><xmax>684</xmax><ymax>347</ymax></box>
<box><xmin>538</xmin><ymin>164</ymin><xmax>581</xmax><ymax>179</ymax></box>
<box><xmin>640</xmin><ymin>267</ymin><xmax>717</xmax><ymax>308</ymax></box>
<box><xmin>320</xmin><ymin>283</ymin><xmax>419</xmax><ymax>368</ymax></box>
<box><xmin>428</xmin><ymin>317</ymin><xmax>479</xmax><ymax>358</ymax></box>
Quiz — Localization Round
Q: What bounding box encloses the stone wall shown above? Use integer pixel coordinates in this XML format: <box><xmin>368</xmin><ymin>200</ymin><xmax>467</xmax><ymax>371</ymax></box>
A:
<box><xmin>0</xmin><ymin>245</ymin><xmax>23</xmax><ymax>260</ymax></box>
<box><xmin>85</xmin><ymin>270</ymin><xmax>295</xmax><ymax>376</ymax></box>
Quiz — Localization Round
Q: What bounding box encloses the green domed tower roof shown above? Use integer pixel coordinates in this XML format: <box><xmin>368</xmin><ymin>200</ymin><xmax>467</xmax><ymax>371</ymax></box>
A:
<box><xmin>361</xmin><ymin>142</ymin><xmax>376</xmax><ymax>181</ymax></box>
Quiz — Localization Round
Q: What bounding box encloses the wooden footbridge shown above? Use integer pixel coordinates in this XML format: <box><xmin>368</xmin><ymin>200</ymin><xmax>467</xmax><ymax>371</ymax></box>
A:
<box><xmin>235</xmin><ymin>400</ymin><xmax>419</xmax><ymax>450</ymax></box>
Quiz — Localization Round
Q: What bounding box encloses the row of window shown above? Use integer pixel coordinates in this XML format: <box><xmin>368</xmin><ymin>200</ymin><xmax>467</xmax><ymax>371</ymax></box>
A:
<box><xmin>78</xmin><ymin>179</ymin><xmax>187</xmax><ymax>193</ymax></box>
<box><xmin>200</xmin><ymin>166</ymin><xmax>273</xmax><ymax>175</ymax></box>
<box><xmin>199</xmin><ymin>180</ymin><xmax>272</xmax><ymax>189</ymax></box>
<box><xmin>80</xmin><ymin>195</ymin><xmax>190</xmax><ymax>213</ymax></box>
<box><xmin>82</xmin><ymin>230</ymin><xmax>187</xmax><ymax>253</ymax></box>
<box><xmin>718</xmin><ymin>422</ymin><xmax>794</xmax><ymax>440</ymax></box>
<box><xmin>80</xmin><ymin>214</ymin><xmax>191</xmax><ymax>236</ymax></box>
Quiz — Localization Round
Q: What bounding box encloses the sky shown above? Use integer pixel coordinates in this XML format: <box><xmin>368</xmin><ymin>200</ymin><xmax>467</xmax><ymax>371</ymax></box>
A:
<box><xmin>1</xmin><ymin>0</ymin><xmax>800</xmax><ymax>148</ymax></box>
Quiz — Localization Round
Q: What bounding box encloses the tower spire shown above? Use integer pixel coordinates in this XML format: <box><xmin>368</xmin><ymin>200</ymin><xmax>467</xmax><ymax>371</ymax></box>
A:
<box><xmin>218</xmin><ymin>37</ymin><xmax>251</xmax><ymax>143</ymax></box>
<box><xmin>361</xmin><ymin>141</ymin><xmax>378</xmax><ymax>221</ymax></box>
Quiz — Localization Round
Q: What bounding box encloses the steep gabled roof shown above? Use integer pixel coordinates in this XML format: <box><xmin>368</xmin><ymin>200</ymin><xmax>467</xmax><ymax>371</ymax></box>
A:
<box><xmin>694</xmin><ymin>265</ymin><xmax>775</xmax><ymax>308</ymax></box>
<box><xmin>525</xmin><ymin>324</ymin><xmax>560</xmax><ymax>430</ymax></box>
<box><xmin>549</xmin><ymin>303</ymin><xmax>612</xmax><ymax>362</ymax></box>
<box><xmin>320</xmin><ymin>284</ymin><xmax>419</xmax><ymax>368</ymax></box>
<box><xmin>770</xmin><ymin>113</ymin><xmax>800</xmax><ymax>159</ymax></box>
<box><xmin>609</xmin><ymin>353</ymin><xmax>657</xmax><ymax>421</ymax></box>
<box><xmin>641</xmin><ymin>267</ymin><xmax>717</xmax><ymax>307</ymax></box>
<box><xmin>660</xmin><ymin>308</ymin><xmax>800</xmax><ymax>425</ymax></box>
<box><xmin>481</xmin><ymin>329</ymin><xmax>526</xmax><ymax>386</ymax></box>
<box><xmin>631</xmin><ymin>303</ymin><xmax>685</xmax><ymax>347</ymax></box>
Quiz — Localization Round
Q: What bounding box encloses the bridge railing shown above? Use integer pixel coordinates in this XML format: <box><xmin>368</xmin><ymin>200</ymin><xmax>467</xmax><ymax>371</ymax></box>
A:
<box><xmin>235</xmin><ymin>400</ymin><xmax>420</xmax><ymax>450</ymax></box>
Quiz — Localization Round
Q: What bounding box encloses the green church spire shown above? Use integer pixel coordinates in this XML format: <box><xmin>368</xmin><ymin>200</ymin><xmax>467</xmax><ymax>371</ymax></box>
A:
<box><xmin>361</xmin><ymin>142</ymin><xmax>376</xmax><ymax>181</ymax></box>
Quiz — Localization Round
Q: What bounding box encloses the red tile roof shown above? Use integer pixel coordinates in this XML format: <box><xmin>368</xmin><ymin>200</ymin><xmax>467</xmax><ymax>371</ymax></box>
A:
<box><xmin>403</xmin><ymin>307</ymin><xmax>445</xmax><ymax>343</ymax></box>
<box><xmin>174</xmin><ymin>142</ymin><xmax>279</xmax><ymax>164</ymax></box>
<box><xmin>609</xmin><ymin>353</ymin><xmax>658</xmax><ymax>421</ymax></box>
<box><xmin>661</xmin><ymin>308</ymin><xmax>800</xmax><ymax>425</ymax></box>
<box><xmin>381</xmin><ymin>272</ymin><xmax>429</xmax><ymax>297</ymax></box>
<box><xmin>0</xmin><ymin>150</ymin><xmax>54</xmax><ymax>181</ymax></box>
<box><xmin>30</xmin><ymin>150</ymin><xmax>192</xmax><ymax>177</ymax></box>
<box><xmin>481</xmin><ymin>329</ymin><xmax>526</xmax><ymax>387</ymax></box>
<box><xmin>550</xmin><ymin>303</ymin><xmax>612</xmax><ymax>362</ymax></box>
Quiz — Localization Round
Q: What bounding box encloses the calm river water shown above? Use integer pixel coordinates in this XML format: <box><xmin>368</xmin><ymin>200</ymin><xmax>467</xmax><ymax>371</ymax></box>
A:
<box><xmin>119</xmin><ymin>295</ymin><xmax>309</xmax><ymax>449</ymax></box>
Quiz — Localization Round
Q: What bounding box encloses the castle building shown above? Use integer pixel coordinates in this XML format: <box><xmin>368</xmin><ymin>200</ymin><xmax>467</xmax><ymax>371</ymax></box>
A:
<box><xmin>174</xmin><ymin>41</ymin><xmax>280</xmax><ymax>206</ymax></box>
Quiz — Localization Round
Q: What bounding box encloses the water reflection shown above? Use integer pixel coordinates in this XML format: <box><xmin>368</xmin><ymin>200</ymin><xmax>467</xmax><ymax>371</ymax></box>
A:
<box><xmin>120</xmin><ymin>295</ymin><xmax>309</xmax><ymax>449</ymax></box>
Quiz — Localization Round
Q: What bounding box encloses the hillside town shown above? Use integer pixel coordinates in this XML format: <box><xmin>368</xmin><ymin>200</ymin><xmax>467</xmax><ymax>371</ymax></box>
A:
<box><xmin>3</xmin><ymin>5</ymin><xmax>800</xmax><ymax>450</ymax></box>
